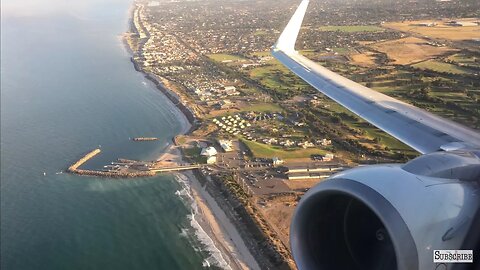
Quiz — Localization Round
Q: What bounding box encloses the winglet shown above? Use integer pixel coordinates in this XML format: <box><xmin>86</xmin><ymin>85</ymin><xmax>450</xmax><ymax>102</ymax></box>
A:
<box><xmin>273</xmin><ymin>0</ymin><xmax>310</xmax><ymax>53</ymax></box>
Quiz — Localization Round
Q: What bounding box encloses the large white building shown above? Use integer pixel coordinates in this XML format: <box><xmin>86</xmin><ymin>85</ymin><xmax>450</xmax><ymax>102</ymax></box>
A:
<box><xmin>200</xmin><ymin>146</ymin><xmax>217</xmax><ymax>157</ymax></box>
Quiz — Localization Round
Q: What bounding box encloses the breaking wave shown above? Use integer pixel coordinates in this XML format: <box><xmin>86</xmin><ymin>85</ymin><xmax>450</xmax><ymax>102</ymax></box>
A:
<box><xmin>174</xmin><ymin>174</ymin><xmax>232</xmax><ymax>269</ymax></box>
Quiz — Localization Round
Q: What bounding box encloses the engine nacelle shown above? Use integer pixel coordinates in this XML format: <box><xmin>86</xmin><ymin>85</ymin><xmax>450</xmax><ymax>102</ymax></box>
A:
<box><xmin>290</xmin><ymin>151</ymin><xmax>480</xmax><ymax>270</ymax></box>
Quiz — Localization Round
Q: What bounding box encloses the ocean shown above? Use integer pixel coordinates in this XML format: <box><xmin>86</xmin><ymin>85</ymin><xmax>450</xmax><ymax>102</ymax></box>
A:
<box><xmin>1</xmin><ymin>0</ymin><xmax>220</xmax><ymax>269</ymax></box>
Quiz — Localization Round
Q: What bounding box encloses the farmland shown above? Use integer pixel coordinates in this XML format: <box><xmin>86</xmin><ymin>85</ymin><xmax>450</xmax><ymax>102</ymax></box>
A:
<box><xmin>383</xmin><ymin>19</ymin><xmax>480</xmax><ymax>41</ymax></box>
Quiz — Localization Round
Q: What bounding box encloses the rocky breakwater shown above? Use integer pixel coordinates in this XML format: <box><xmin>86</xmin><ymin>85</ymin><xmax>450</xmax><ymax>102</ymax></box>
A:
<box><xmin>132</xmin><ymin>137</ymin><xmax>158</xmax><ymax>141</ymax></box>
<box><xmin>67</xmin><ymin>149</ymin><xmax>156</xmax><ymax>178</ymax></box>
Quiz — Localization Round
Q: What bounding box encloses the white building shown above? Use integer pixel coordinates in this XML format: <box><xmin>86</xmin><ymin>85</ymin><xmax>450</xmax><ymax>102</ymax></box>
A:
<box><xmin>323</xmin><ymin>153</ymin><xmax>334</xmax><ymax>161</ymax></box>
<box><xmin>200</xmin><ymin>146</ymin><xmax>217</xmax><ymax>157</ymax></box>
<box><xmin>207</xmin><ymin>156</ymin><xmax>217</xmax><ymax>164</ymax></box>
<box><xmin>272</xmin><ymin>157</ymin><xmax>284</xmax><ymax>166</ymax></box>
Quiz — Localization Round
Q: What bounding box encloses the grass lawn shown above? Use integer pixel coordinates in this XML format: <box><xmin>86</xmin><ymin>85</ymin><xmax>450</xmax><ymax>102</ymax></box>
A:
<box><xmin>250</xmin><ymin>51</ymin><xmax>271</xmax><ymax>58</ymax></box>
<box><xmin>447</xmin><ymin>54</ymin><xmax>480</xmax><ymax>69</ymax></box>
<box><xmin>183</xmin><ymin>147</ymin><xmax>207</xmax><ymax>164</ymax></box>
<box><xmin>207</xmin><ymin>53</ymin><xmax>247</xmax><ymax>62</ymax></box>
<box><xmin>412</xmin><ymin>60</ymin><xmax>474</xmax><ymax>75</ymax></box>
<box><xmin>241</xmin><ymin>138</ymin><xmax>327</xmax><ymax>159</ymax></box>
<box><xmin>325</xmin><ymin>103</ymin><xmax>416</xmax><ymax>153</ymax></box>
<box><xmin>332</xmin><ymin>47</ymin><xmax>351</xmax><ymax>54</ymax></box>
<box><xmin>249</xmin><ymin>63</ymin><xmax>308</xmax><ymax>91</ymax></box>
<box><xmin>318</xmin><ymin>25</ymin><xmax>384</xmax><ymax>32</ymax></box>
<box><xmin>239</xmin><ymin>102</ymin><xmax>284</xmax><ymax>113</ymax></box>
<box><xmin>253</xmin><ymin>29</ymin><xmax>268</xmax><ymax>36</ymax></box>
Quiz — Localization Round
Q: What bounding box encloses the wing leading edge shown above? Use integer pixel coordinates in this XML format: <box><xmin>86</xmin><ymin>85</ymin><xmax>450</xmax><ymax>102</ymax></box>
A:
<box><xmin>272</xmin><ymin>0</ymin><xmax>480</xmax><ymax>154</ymax></box>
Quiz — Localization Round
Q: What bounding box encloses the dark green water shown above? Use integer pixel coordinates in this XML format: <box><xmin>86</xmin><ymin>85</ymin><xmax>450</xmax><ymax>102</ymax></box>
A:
<box><xmin>1</xmin><ymin>1</ymin><xmax>219</xmax><ymax>269</ymax></box>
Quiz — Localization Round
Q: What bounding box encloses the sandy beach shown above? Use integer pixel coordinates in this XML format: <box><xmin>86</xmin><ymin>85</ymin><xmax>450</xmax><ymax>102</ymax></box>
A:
<box><xmin>183</xmin><ymin>171</ymin><xmax>261</xmax><ymax>270</ymax></box>
<box><xmin>156</xmin><ymin>145</ymin><xmax>260</xmax><ymax>269</ymax></box>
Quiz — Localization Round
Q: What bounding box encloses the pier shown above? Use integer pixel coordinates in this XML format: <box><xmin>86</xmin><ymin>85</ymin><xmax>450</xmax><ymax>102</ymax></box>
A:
<box><xmin>68</xmin><ymin>149</ymin><xmax>101</xmax><ymax>172</ymax></box>
<box><xmin>67</xmin><ymin>148</ymin><xmax>203</xmax><ymax>178</ymax></box>
<box><xmin>132</xmin><ymin>137</ymin><xmax>158</xmax><ymax>141</ymax></box>
<box><xmin>150</xmin><ymin>164</ymin><xmax>202</xmax><ymax>172</ymax></box>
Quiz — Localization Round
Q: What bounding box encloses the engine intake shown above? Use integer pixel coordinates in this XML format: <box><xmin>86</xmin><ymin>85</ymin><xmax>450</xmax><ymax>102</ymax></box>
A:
<box><xmin>290</xmin><ymin>161</ymin><xmax>479</xmax><ymax>270</ymax></box>
<box><xmin>291</xmin><ymin>178</ymin><xmax>417</xmax><ymax>270</ymax></box>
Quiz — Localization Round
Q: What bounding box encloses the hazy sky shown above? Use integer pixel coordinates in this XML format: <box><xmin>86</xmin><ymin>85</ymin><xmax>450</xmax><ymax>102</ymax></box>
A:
<box><xmin>1</xmin><ymin>0</ymin><xmax>128</xmax><ymax>18</ymax></box>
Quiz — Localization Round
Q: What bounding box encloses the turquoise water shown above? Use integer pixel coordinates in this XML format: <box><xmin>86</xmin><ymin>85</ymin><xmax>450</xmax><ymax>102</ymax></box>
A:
<box><xmin>1</xmin><ymin>1</ymin><xmax>214</xmax><ymax>269</ymax></box>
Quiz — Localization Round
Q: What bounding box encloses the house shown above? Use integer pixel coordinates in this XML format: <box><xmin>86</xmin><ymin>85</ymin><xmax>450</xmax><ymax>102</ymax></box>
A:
<box><xmin>223</xmin><ymin>86</ymin><xmax>238</xmax><ymax>95</ymax></box>
<box><xmin>299</xmin><ymin>141</ymin><xmax>315</xmax><ymax>148</ymax></box>
<box><xmin>272</xmin><ymin>157</ymin><xmax>284</xmax><ymax>166</ymax></box>
<box><xmin>317</xmin><ymin>138</ymin><xmax>332</xmax><ymax>146</ymax></box>
<box><xmin>219</xmin><ymin>99</ymin><xmax>233</xmax><ymax>109</ymax></box>
<box><xmin>323</xmin><ymin>153</ymin><xmax>334</xmax><ymax>162</ymax></box>
<box><xmin>309</xmin><ymin>99</ymin><xmax>322</xmax><ymax>106</ymax></box>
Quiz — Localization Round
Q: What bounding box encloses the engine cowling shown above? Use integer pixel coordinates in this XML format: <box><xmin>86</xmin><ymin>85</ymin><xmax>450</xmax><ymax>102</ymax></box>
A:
<box><xmin>290</xmin><ymin>151</ymin><xmax>480</xmax><ymax>270</ymax></box>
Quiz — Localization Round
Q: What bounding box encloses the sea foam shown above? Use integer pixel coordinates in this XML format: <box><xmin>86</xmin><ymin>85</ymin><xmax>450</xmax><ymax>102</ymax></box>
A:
<box><xmin>174</xmin><ymin>174</ymin><xmax>232</xmax><ymax>270</ymax></box>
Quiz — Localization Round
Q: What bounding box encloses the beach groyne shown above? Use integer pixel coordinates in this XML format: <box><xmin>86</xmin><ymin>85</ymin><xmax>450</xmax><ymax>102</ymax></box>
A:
<box><xmin>71</xmin><ymin>169</ymin><xmax>155</xmax><ymax>178</ymax></box>
<box><xmin>68</xmin><ymin>149</ymin><xmax>101</xmax><ymax>172</ymax></box>
<box><xmin>67</xmin><ymin>149</ymin><xmax>156</xmax><ymax>178</ymax></box>
<box><xmin>132</xmin><ymin>137</ymin><xmax>158</xmax><ymax>141</ymax></box>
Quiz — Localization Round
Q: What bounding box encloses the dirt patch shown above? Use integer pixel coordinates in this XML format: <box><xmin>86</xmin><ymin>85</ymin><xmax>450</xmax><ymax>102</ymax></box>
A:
<box><xmin>258</xmin><ymin>196</ymin><xmax>298</xmax><ymax>248</ymax></box>
<box><xmin>284</xmin><ymin>179</ymin><xmax>323</xmax><ymax>190</ymax></box>
<box><xmin>369</xmin><ymin>37</ymin><xmax>457</xmax><ymax>65</ymax></box>
<box><xmin>350</xmin><ymin>52</ymin><xmax>377</xmax><ymax>67</ymax></box>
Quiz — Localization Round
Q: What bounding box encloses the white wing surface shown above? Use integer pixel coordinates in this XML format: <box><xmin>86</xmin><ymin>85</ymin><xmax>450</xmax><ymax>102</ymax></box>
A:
<box><xmin>272</xmin><ymin>0</ymin><xmax>480</xmax><ymax>154</ymax></box>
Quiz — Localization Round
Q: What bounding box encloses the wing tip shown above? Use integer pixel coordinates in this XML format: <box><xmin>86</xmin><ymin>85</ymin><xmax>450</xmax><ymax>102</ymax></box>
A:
<box><xmin>273</xmin><ymin>0</ymin><xmax>310</xmax><ymax>53</ymax></box>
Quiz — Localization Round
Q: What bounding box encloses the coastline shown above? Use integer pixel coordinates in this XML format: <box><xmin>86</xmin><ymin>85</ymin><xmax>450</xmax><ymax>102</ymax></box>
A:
<box><xmin>179</xmin><ymin>172</ymin><xmax>261</xmax><ymax>270</ymax></box>
<box><xmin>122</xmin><ymin>3</ymin><xmax>262</xmax><ymax>270</ymax></box>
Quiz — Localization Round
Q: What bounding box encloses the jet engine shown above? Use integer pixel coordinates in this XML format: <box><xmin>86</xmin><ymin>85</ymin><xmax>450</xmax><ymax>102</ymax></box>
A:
<box><xmin>290</xmin><ymin>150</ymin><xmax>480</xmax><ymax>270</ymax></box>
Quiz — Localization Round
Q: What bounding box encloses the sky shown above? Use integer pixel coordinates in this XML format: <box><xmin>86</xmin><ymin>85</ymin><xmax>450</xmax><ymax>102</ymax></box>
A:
<box><xmin>1</xmin><ymin>0</ymin><xmax>128</xmax><ymax>19</ymax></box>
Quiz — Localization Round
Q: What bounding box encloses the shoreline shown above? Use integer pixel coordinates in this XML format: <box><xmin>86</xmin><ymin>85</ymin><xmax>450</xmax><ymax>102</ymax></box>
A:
<box><xmin>180</xmin><ymin>172</ymin><xmax>261</xmax><ymax>270</ymax></box>
<box><xmin>122</xmin><ymin>3</ymin><xmax>262</xmax><ymax>270</ymax></box>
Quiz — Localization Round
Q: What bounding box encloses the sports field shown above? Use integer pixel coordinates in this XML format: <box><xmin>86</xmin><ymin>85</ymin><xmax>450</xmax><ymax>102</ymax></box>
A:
<box><xmin>241</xmin><ymin>139</ymin><xmax>327</xmax><ymax>159</ymax></box>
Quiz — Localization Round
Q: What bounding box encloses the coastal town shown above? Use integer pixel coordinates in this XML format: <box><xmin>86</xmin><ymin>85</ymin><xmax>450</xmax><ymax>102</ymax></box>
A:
<box><xmin>66</xmin><ymin>0</ymin><xmax>480</xmax><ymax>269</ymax></box>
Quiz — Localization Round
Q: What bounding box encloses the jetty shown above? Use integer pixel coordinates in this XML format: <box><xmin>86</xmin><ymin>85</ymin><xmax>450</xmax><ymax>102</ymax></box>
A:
<box><xmin>67</xmin><ymin>148</ymin><xmax>203</xmax><ymax>178</ymax></box>
<box><xmin>132</xmin><ymin>137</ymin><xmax>158</xmax><ymax>141</ymax></box>
<box><xmin>150</xmin><ymin>164</ymin><xmax>202</xmax><ymax>172</ymax></box>
<box><xmin>68</xmin><ymin>149</ymin><xmax>102</xmax><ymax>172</ymax></box>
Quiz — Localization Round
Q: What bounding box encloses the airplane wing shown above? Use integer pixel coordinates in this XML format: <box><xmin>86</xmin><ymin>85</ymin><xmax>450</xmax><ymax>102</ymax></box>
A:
<box><xmin>271</xmin><ymin>0</ymin><xmax>480</xmax><ymax>154</ymax></box>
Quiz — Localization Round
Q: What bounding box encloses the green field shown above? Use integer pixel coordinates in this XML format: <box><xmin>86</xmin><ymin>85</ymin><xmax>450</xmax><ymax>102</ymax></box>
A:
<box><xmin>249</xmin><ymin>62</ymin><xmax>308</xmax><ymax>92</ymax></box>
<box><xmin>239</xmin><ymin>102</ymin><xmax>284</xmax><ymax>113</ymax></box>
<box><xmin>183</xmin><ymin>147</ymin><xmax>207</xmax><ymax>164</ymax></box>
<box><xmin>322</xmin><ymin>102</ymin><xmax>416</xmax><ymax>153</ymax></box>
<box><xmin>250</xmin><ymin>51</ymin><xmax>271</xmax><ymax>58</ymax></box>
<box><xmin>318</xmin><ymin>25</ymin><xmax>384</xmax><ymax>33</ymax></box>
<box><xmin>412</xmin><ymin>60</ymin><xmax>474</xmax><ymax>75</ymax></box>
<box><xmin>253</xmin><ymin>30</ymin><xmax>268</xmax><ymax>36</ymax></box>
<box><xmin>241</xmin><ymin>139</ymin><xmax>327</xmax><ymax>159</ymax></box>
<box><xmin>207</xmin><ymin>53</ymin><xmax>247</xmax><ymax>62</ymax></box>
<box><xmin>447</xmin><ymin>54</ymin><xmax>480</xmax><ymax>69</ymax></box>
